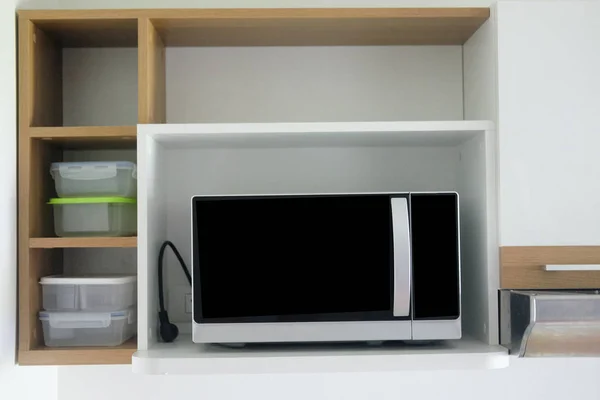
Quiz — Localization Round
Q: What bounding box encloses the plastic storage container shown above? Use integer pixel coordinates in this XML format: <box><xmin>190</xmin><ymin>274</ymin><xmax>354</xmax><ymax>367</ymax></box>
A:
<box><xmin>49</xmin><ymin>197</ymin><xmax>137</xmax><ymax>237</ymax></box>
<box><xmin>39</xmin><ymin>307</ymin><xmax>136</xmax><ymax>347</ymax></box>
<box><xmin>50</xmin><ymin>161</ymin><xmax>137</xmax><ymax>198</ymax></box>
<box><xmin>40</xmin><ymin>275</ymin><xmax>137</xmax><ymax>311</ymax></box>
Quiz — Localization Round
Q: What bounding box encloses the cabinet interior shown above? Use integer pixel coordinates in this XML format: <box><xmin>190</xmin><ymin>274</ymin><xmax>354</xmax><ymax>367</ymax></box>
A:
<box><xmin>138</xmin><ymin>123</ymin><xmax>499</xmax><ymax>361</ymax></box>
<box><xmin>24</xmin><ymin>19</ymin><xmax>138</xmax><ymax>127</ymax></box>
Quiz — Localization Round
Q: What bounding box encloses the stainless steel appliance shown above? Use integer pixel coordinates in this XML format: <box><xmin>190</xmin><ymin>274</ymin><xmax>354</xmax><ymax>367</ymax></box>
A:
<box><xmin>500</xmin><ymin>290</ymin><xmax>600</xmax><ymax>357</ymax></box>
<box><xmin>191</xmin><ymin>192</ymin><xmax>461</xmax><ymax>344</ymax></box>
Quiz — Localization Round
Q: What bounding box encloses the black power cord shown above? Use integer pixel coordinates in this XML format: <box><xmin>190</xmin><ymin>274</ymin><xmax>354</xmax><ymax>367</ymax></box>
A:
<box><xmin>158</xmin><ymin>240</ymin><xmax>191</xmax><ymax>343</ymax></box>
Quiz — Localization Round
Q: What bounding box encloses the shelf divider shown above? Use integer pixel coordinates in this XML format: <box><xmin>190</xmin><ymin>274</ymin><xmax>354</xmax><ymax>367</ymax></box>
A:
<box><xmin>139</xmin><ymin>18</ymin><xmax>166</xmax><ymax>124</ymax></box>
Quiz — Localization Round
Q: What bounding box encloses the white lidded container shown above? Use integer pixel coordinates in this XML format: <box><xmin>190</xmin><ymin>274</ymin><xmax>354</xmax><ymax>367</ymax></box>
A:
<box><xmin>49</xmin><ymin>197</ymin><xmax>137</xmax><ymax>237</ymax></box>
<box><xmin>39</xmin><ymin>307</ymin><xmax>136</xmax><ymax>347</ymax></box>
<box><xmin>50</xmin><ymin>161</ymin><xmax>137</xmax><ymax>198</ymax></box>
<box><xmin>40</xmin><ymin>275</ymin><xmax>137</xmax><ymax>312</ymax></box>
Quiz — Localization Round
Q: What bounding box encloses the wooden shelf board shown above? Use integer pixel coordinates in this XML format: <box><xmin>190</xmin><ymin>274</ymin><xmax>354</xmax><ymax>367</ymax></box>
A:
<box><xmin>19</xmin><ymin>338</ymin><xmax>136</xmax><ymax>366</ymax></box>
<box><xmin>17</xmin><ymin>7</ymin><xmax>490</xmax><ymax>19</ymax></box>
<box><xmin>29</xmin><ymin>125</ymin><xmax>136</xmax><ymax>139</ymax></box>
<box><xmin>40</xmin><ymin>19</ymin><xmax>137</xmax><ymax>48</ymax></box>
<box><xmin>18</xmin><ymin>8</ymin><xmax>490</xmax><ymax>47</ymax></box>
<box><xmin>19</xmin><ymin>16</ymin><xmax>138</xmax><ymax>47</ymax></box>
<box><xmin>28</xmin><ymin>126</ymin><xmax>136</xmax><ymax>149</ymax></box>
<box><xmin>29</xmin><ymin>237</ymin><xmax>138</xmax><ymax>249</ymax></box>
<box><xmin>152</xmin><ymin>8</ymin><xmax>491</xmax><ymax>47</ymax></box>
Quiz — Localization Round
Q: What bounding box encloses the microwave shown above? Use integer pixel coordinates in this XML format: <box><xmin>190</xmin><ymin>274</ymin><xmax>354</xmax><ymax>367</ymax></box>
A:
<box><xmin>191</xmin><ymin>192</ymin><xmax>461</xmax><ymax>344</ymax></box>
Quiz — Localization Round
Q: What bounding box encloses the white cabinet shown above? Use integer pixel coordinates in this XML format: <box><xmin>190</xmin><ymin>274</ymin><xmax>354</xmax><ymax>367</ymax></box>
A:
<box><xmin>134</xmin><ymin>121</ymin><xmax>509</xmax><ymax>373</ymax></box>
<box><xmin>497</xmin><ymin>1</ymin><xmax>600</xmax><ymax>246</ymax></box>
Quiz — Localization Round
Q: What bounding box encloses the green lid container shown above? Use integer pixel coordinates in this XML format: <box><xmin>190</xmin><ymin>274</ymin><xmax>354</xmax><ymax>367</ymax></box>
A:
<box><xmin>49</xmin><ymin>196</ymin><xmax>137</xmax><ymax>237</ymax></box>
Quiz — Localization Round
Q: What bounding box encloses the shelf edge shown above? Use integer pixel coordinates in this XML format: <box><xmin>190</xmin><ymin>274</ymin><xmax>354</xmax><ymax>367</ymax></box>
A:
<box><xmin>19</xmin><ymin>346</ymin><xmax>135</xmax><ymax>366</ymax></box>
<box><xmin>132</xmin><ymin>341</ymin><xmax>510</xmax><ymax>375</ymax></box>
<box><xmin>28</xmin><ymin>125</ymin><xmax>136</xmax><ymax>139</ymax></box>
<box><xmin>29</xmin><ymin>237</ymin><xmax>138</xmax><ymax>248</ymax></box>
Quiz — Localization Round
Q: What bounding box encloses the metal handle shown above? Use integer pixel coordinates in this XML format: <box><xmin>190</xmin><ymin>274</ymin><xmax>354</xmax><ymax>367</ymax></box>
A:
<box><xmin>391</xmin><ymin>197</ymin><xmax>411</xmax><ymax>317</ymax></box>
<box><xmin>544</xmin><ymin>264</ymin><xmax>600</xmax><ymax>272</ymax></box>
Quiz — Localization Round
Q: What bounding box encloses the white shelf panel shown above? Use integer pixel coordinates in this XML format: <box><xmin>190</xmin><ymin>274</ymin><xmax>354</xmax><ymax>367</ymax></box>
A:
<box><xmin>132</xmin><ymin>336</ymin><xmax>509</xmax><ymax>375</ymax></box>
<box><xmin>139</xmin><ymin>120</ymin><xmax>494</xmax><ymax>149</ymax></box>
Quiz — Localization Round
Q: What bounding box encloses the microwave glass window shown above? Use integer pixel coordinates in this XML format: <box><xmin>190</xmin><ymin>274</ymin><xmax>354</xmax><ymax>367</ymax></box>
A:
<box><xmin>194</xmin><ymin>195</ymin><xmax>393</xmax><ymax>322</ymax></box>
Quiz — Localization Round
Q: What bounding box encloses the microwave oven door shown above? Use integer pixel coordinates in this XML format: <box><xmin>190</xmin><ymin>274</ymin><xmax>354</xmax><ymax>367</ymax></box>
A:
<box><xmin>410</xmin><ymin>193</ymin><xmax>461</xmax><ymax>340</ymax></box>
<box><xmin>192</xmin><ymin>194</ymin><xmax>413</xmax><ymax>343</ymax></box>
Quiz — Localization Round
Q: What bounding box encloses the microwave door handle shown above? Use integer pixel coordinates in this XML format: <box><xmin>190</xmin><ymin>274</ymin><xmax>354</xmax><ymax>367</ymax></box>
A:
<box><xmin>391</xmin><ymin>197</ymin><xmax>411</xmax><ymax>317</ymax></box>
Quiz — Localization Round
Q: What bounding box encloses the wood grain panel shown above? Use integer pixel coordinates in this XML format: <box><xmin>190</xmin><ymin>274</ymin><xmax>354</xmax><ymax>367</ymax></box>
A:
<box><xmin>17</xmin><ymin>7</ymin><xmax>491</xmax><ymax>21</ymax></box>
<box><xmin>30</xmin><ymin>237</ymin><xmax>138</xmax><ymax>249</ymax></box>
<box><xmin>29</xmin><ymin>126</ymin><xmax>137</xmax><ymax>149</ymax></box>
<box><xmin>30</xmin><ymin>139</ymin><xmax>62</xmax><ymax>237</ymax></box>
<box><xmin>18</xmin><ymin>19</ymin><xmax>64</xmax><ymax>352</ymax></box>
<box><xmin>19</xmin><ymin>138</ymin><xmax>63</xmax><ymax>353</ymax></box>
<box><xmin>151</xmin><ymin>8</ymin><xmax>490</xmax><ymax>46</ymax></box>
<box><xmin>30</xmin><ymin>19</ymin><xmax>138</xmax><ymax>47</ymax></box>
<box><xmin>19</xmin><ymin>8</ymin><xmax>490</xmax><ymax>47</ymax></box>
<box><xmin>35</xmin><ymin>26</ymin><xmax>62</xmax><ymax>126</ymax></box>
<box><xmin>17</xmin><ymin>19</ymin><xmax>31</xmax><ymax>352</ymax></box>
<box><xmin>21</xmin><ymin>20</ymin><xmax>63</xmax><ymax>127</ymax></box>
<box><xmin>29</xmin><ymin>126</ymin><xmax>135</xmax><ymax>139</ymax></box>
<box><xmin>18</xmin><ymin>19</ymin><xmax>32</xmax><ymax>130</ymax></box>
<box><xmin>27</xmin><ymin>249</ymin><xmax>63</xmax><ymax>349</ymax></box>
<box><xmin>138</xmin><ymin>18</ymin><xmax>166</xmax><ymax>123</ymax></box>
<box><xmin>18</xmin><ymin>9</ymin><xmax>144</xmax><ymax>20</ymax></box>
<box><xmin>19</xmin><ymin>338</ymin><xmax>136</xmax><ymax>365</ymax></box>
<box><xmin>17</xmin><ymin>19</ymin><xmax>59</xmax><ymax>351</ymax></box>
<box><xmin>500</xmin><ymin>246</ymin><xmax>600</xmax><ymax>289</ymax></box>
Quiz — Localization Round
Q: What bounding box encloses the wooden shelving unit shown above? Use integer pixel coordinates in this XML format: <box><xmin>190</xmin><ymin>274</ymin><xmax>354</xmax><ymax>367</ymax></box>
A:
<box><xmin>17</xmin><ymin>7</ymin><xmax>490</xmax><ymax>367</ymax></box>
<box><xmin>18</xmin><ymin>10</ymin><xmax>146</xmax><ymax>365</ymax></box>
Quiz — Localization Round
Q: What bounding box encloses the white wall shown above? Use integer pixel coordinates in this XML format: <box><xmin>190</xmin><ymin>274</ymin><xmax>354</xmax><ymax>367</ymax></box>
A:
<box><xmin>61</xmin><ymin>46</ymin><xmax>464</xmax><ymax>126</ymax></box>
<box><xmin>8</xmin><ymin>0</ymin><xmax>600</xmax><ymax>399</ymax></box>
<box><xmin>63</xmin><ymin>48</ymin><xmax>138</xmax><ymax>126</ymax></box>
<box><xmin>0</xmin><ymin>0</ymin><xmax>58</xmax><ymax>399</ymax></box>
<box><xmin>496</xmin><ymin>0</ymin><xmax>600</xmax><ymax>246</ymax></box>
<box><xmin>166</xmin><ymin>46</ymin><xmax>464</xmax><ymax>123</ymax></box>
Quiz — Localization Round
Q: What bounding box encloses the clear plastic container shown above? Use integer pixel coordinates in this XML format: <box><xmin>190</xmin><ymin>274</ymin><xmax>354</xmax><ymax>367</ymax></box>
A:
<box><xmin>41</xmin><ymin>275</ymin><xmax>137</xmax><ymax>312</ymax></box>
<box><xmin>39</xmin><ymin>308</ymin><xmax>136</xmax><ymax>347</ymax></box>
<box><xmin>49</xmin><ymin>197</ymin><xmax>137</xmax><ymax>237</ymax></box>
<box><xmin>50</xmin><ymin>161</ymin><xmax>137</xmax><ymax>198</ymax></box>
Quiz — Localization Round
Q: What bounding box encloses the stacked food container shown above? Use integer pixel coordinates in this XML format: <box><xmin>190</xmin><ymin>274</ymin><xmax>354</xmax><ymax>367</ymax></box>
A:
<box><xmin>39</xmin><ymin>161</ymin><xmax>138</xmax><ymax>347</ymax></box>
<box><xmin>48</xmin><ymin>161</ymin><xmax>138</xmax><ymax>237</ymax></box>
<box><xmin>39</xmin><ymin>275</ymin><xmax>137</xmax><ymax>347</ymax></box>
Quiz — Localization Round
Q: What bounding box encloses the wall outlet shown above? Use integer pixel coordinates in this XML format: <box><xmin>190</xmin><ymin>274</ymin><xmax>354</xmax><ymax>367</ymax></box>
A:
<box><xmin>168</xmin><ymin>284</ymin><xmax>193</xmax><ymax>322</ymax></box>
<box><xmin>185</xmin><ymin>293</ymin><xmax>192</xmax><ymax>314</ymax></box>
